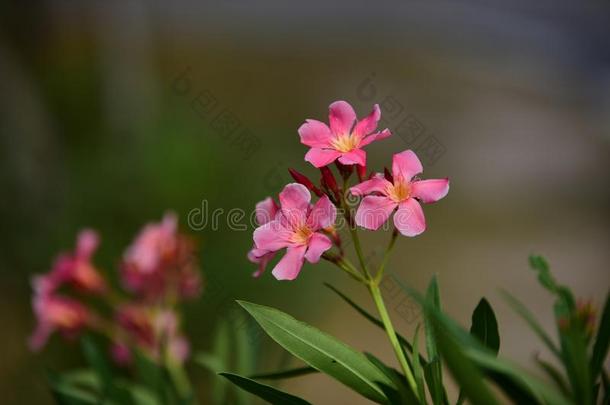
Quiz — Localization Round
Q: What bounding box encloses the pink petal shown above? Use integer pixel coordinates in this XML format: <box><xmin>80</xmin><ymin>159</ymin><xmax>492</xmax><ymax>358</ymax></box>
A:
<box><xmin>304</xmin><ymin>233</ymin><xmax>332</xmax><ymax>263</ymax></box>
<box><xmin>28</xmin><ymin>322</ymin><xmax>53</xmax><ymax>351</ymax></box>
<box><xmin>353</xmin><ymin>104</ymin><xmax>380</xmax><ymax>137</ymax></box>
<box><xmin>253</xmin><ymin>251</ymin><xmax>276</xmax><ymax>278</ymax></box>
<box><xmin>255</xmin><ymin>197</ymin><xmax>279</xmax><ymax>225</ymax></box>
<box><xmin>298</xmin><ymin>119</ymin><xmax>333</xmax><ymax>148</ymax></box>
<box><xmin>76</xmin><ymin>229</ymin><xmax>99</xmax><ymax>259</ymax></box>
<box><xmin>359</xmin><ymin>128</ymin><xmax>392</xmax><ymax>147</ymax></box>
<box><xmin>338</xmin><ymin>149</ymin><xmax>366</xmax><ymax>166</ymax></box>
<box><xmin>392</xmin><ymin>150</ymin><xmax>423</xmax><ymax>182</ymax></box>
<box><xmin>328</xmin><ymin>100</ymin><xmax>356</xmax><ymax>135</ymax></box>
<box><xmin>354</xmin><ymin>196</ymin><xmax>397</xmax><ymax>230</ymax></box>
<box><xmin>304</xmin><ymin>148</ymin><xmax>341</xmax><ymax>168</ymax></box>
<box><xmin>349</xmin><ymin>175</ymin><xmax>392</xmax><ymax>196</ymax></box>
<box><xmin>394</xmin><ymin>198</ymin><xmax>426</xmax><ymax>237</ymax></box>
<box><xmin>272</xmin><ymin>245</ymin><xmax>307</xmax><ymax>281</ymax></box>
<box><xmin>279</xmin><ymin>183</ymin><xmax>311</xmax><ymax>226</ymax></box>
<box><xmin>253</xmin><ymin>220</ymin><xmax>292</xmax><ymax>251</ymax></box>
<box><xmin>306</xmin><ymin>195</ymin><xmax>336</xmax><ymax>231</ymax></box>
<box><xmin>411</xmin><ymin>178</ymin><xmax>450</xmax><ymax>204</ymax></box>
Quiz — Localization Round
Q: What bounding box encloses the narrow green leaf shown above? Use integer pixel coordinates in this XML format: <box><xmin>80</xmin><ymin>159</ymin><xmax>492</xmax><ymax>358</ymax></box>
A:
<box><xmin>592</xmin><ymin>292</ymin><xmax>610</xmax><ymax>380</ymax></box>
<box><xmin>535</xmin><ymin>356</ymin><xmax>571</xmax><ymax>398</ymax></box>
<box><xmin>220</xmin><ymin>372</ymin><xmax>312</xmax><ymax>405</ymax></box>
<box><xmin>47</xmin><ymin>370</ymin><xmax>99</xmax><ymax>405</ymax></box>
<box><xmin>323</xmin><ymin>283</ymin><xmax>427</xmax><ymax>366</ymax></box>
<box><xmin>424</xmin><ymin>276</ymin><xmax>445</xmax><ymax>405</ymax></box>
<box><xmin>364</xmin><ymin>352</ymin><xmax>419</xmax><ymax>404</ymax></box>
<box><xmin>81</xmin><ymin>337</ymin><xmax>113</xmax><ymax>394</ymax></box>
<box><xmin>411</xmin><ymin>325</ymin><xmax>426</xmax><ymax>402</ymax></box>
<box><xmin>501</xmin><ymin>290</ymin><xmax>562</xmax><ymax>358</ymax></box>
<box><xmin>466</xmin><ymin>349</ymin><xmax>573</xmax><ymax>405</ymax></box>
<box><xmin>250</xmin><ymin>366</ymin><xmax>318</xmax><ymax>380</ymax></box>
<box><xmin>237</xmin><ymin>300</ymin><xmax>394</xmax><ymax>404</ymax></box>
<box><xmin>211</xmin><ymin>319</ymin><xmax>230</xmax><ymax>404</ymax></box>
<box><xmin>559</xmin><ymin>322</ymin><xmax>591</xmax><ymax>404</ymax></box>
<box><xmin>428</xmin><ymin>312</ymin><xmax>499</xmax><ymax>405</ymax></box>
<box><xmin>470</xmin><ymin>298</ymin><xmax>500</xmax><ymax>354</ymax></box>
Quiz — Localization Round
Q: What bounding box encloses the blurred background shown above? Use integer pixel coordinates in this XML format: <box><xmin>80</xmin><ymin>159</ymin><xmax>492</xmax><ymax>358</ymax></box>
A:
<box><xmin>1</xmin><ymin>1</ymin><xmax>609</xmax><ymax>403</ymax></box>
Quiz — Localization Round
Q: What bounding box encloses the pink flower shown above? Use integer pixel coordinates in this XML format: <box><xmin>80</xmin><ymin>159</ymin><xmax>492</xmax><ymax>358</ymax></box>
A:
<box><xmin>124</xmin><ymin>213</ymin><xmax>178</xmax><ymax>275</ymax></box>
<box><xmin>111</xmin><ymin>342</ymin><xmax>132</xmax><ymax>366</ymax></box>
<box><xmin>248</xmin><ymin>197</ymin><xmax>280</xmax><ymax>277</ymax></box>
<box><xmin>50</xmin><ymin>229</ymin><xmax>106</xmax><ymax>294</ymax></box>
<box><xmin>29</xmin><ymin>283</ymin><xmax>90</xmax><ymax>351</ymax></box>
<box><xmin>253</xmin><ymin>183</ymin><xmax>336</xmax><ymax>280</ymax></box>
<box><xmin>350</xmin><ymin>150</ymin><xmax>449</xmax><ymax>237</ymax></box>
<box><xmin>299</xmin><ymin>100</ymin><xmax>391</xmax><ymax>168</ymax></box>
<box><xmin>121</xmin><ymin>213</ymin><xmax>201</xmax><ymax>300</ymax></box>
<box><xmin>115</xmin><ymin>306</ymin><xmax>190</xmax><ymax>363</ymax></box>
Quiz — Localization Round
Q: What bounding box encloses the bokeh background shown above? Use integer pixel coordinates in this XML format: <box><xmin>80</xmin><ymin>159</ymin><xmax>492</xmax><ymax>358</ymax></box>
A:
<box><xmin>1</xmin><ymin>1</ymin><xmax>609</xmax><ymax>403</ymax></box>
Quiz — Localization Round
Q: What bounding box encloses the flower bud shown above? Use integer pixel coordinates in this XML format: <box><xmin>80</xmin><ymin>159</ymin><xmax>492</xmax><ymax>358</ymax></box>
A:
<box><xmin>357</xmin><ymin>164</ymin><xmax>366</xmax><ymax>182</ymax></box>
<box><xmin>288</xmin><ymin>168</ymin><xmax>323</xmax><ymax>197</ymax></box>
<box><xmin>320</xmin><ymin>166</ymin><xmax>339</xmax><ymax>197</ymax></box>
<box><xmin>383</xmin><ymin>167</ymin><xmax>393</xmax><ymax>183</ymax></box>
<box><xmin>335</xmin><ymin>161</ymin><xmax>354</xmax><ymax>179</ymax></box>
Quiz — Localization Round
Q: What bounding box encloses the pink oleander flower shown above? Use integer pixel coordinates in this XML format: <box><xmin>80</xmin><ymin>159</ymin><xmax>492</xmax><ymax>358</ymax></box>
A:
<box><xmin>350</xmin><ymin>150</ymin><xmax>449</xmax><ymax>237</ymax></box>
<box><xmin>115</xmin><ymin>306</ymin><xmax>189</xmax><ymax>363</ymax></box>
<box><xmin>29</xmin><ymin>279</ymin><xmax>90</xmax><ymax>351</ymax></box>
<box><xmin>50</xmin><ymin>229</ymin><xmax>106</xmax><ymax>294</ymax></box>
<box><xmin>247</xmin><ymin>197</ymin><xmax>280</xmax><ymax>277</ymax></box>
<box><xmin>121</xmin><ymin>213</ymin><xmax>201</xmax><ymax>300</ymax></box>
<box><xmin>253</xmin><ymin>183</ymin><xmax>336</xmax><ymax>280</ymax></box>
<box><xmin>299</xmin><ymin>100</ymin><xmax>391</xmax><ymax>168</ymax></box>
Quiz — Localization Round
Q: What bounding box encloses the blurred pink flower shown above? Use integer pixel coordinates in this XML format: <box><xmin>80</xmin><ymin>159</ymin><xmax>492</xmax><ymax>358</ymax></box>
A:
<box><xmin>50</xmin><ymin>229</ymin><xmax>106</xmax><ymax>294</ymax></box>
<box><xmin>115</xmin><ymin>306</ymin><xmax>190</xmax><ymax>363</ymax></box>
<box><xmin>253</xmin><ymin>183</ymin><xmax>336</xmax><ymax>280</ymax></box>
<box><xmin>29</xmin><ymin>283</ymin><xmax>90</xmax><ymax>351</ymax></box>
<box><xmin>299</xmin><ymin>100</ymin><xmax>391</xmax><ymax>168</ymax></box>
<box><xmin>121</xmin><ymin>213</ymin><xmax>201</xmax><ymax>300</ymax></box>
<box><xmin>248</xmin><ymin>197</ymin><xmax>279</xmax><ymax>277</ymax></box>
<box><xmin>350</xmin><ymin>150</ymin><xmax>449</xmax><ymax>237</ymax></box>
<box><xmin>111</xmin><ymin>342</ymin><xmax>132</xmax><ymax>366</ymax></box>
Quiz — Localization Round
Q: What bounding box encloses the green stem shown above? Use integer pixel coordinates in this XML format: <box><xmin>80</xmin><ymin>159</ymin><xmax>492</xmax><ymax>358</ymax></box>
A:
<box><xmin>323</xmin><ymin>253</ymin><xmax>365</xmax><ymax>283</ymax></box>
<box><xmin>375</xmin><ymin>228</ymin><xmax>399</xmax><ymax>283</ymax></box>
<box><xmin>369</xmin><ymin>281</ymin><xmax>419</xmax><ymax>400</ymax></box>
<box><xmin>340</xmin><ymin>177</ymin><xmax>371</xmax><ymax>279</ymax></box>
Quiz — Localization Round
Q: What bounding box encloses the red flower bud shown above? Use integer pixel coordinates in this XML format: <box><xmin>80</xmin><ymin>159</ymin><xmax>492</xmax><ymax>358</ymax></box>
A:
<box><xmin>288</xmin><ymin>168</ymin><xmax>323</xmax><ymax>197</ymax></box>
<box><xmin>320</xmin><ymin>166</ymin><xmax>339</xmax><ymax>197</ymax></box>
<box><xmin>357</xmin><ymin>164</ymin><xmax>366</xmax><ymax>182</ymax></box>
<box><xmin>383</xmin><ymin>167</ymin><xmax>393</xmax><ymax>183</ymax></box>
<box><xmin>335</xmin><ymin>161</ymin><xmax>354</xmax><ymax>179</ymax></box>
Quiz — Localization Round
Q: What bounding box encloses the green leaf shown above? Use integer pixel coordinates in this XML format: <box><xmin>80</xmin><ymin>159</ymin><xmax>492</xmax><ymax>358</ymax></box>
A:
<box><xmin>535</xmin><ymin>356</ymin><xmax>571</xmax><ymax>397</ymax></box>
<box><xmin>559</xmin><ymin>320</ymin><xmax>592</xmax><ymax>404</ymax></box>
<box><xmin>428</xmin><ymin>311</ymin><xmax>499</xmax><ymax>405</ymax></box>
<box><xmin>591</xmin><ymin>292</ymin><xmax>610</xmax><ymax>380</ymax></box>
<box><xmin>250</xmin><ymin>366</ymin><xmax>318</xmax><ymax>380</ymax></box>
<box><xmin>466</xmin><ymin>349</ymin><xmax>573</xmax><ymax>405</ymax></box>
<box><xmin>323</xmin><ymin>283</ymin><xmax>427</xmax><ymax>366</ymax></box>
<box><xmin>237</xmin><ymin>300</ymin><xmax>394</xmax><ymax>404</ymax></box>
<box><xmin>220</xmin><ymin>372</ymin><xmax>312</xmax><ymax>404</ymax></box>
<box><xmin>81</xmin><ymin>337</ymin><xmax>131</xmax><ymax>403</ymax></box>
<box><xmin>501</xmin><ymin>290</ymin><xmax>561</xmax><ymax>358</ymax></box>
<box><xmin>470</xmin><ymin>298</ymin><xmax>500</xmax><ymax>355</ymax></box>
<box><xmin>411</xmin><ymin>325</ymin><xmax>426</xmax><ymax>402</ymax></box>
<box><xmin>47</xmin><ymin>370</ymin><xmax>99</xmax><ymax>405</ymax></box>
<box><xmin>424</xmin><ymin>276</ymin><xmax>446</xmax><ymax>405</ymax></box>
<box><xmin>364</xmin><ymin>352</ymin><xmax>419</xmax><ymax>404</ymax></box>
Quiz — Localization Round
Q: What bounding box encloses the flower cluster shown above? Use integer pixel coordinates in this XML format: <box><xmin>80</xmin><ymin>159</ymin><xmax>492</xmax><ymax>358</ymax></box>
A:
<box><xmin>249</xmin><ymin>100</ymin><xmax>449</xmax><ymax>280</ymax></box>
<box><xmin>29</xmin><ymin>213</ymin><xmax>201</xmax><ymax>365</ymax></box>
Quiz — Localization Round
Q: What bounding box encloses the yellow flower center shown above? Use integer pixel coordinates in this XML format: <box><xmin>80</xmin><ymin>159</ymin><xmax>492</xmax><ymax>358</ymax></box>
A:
<box><xmin>387</xmin><ymin>180</ymin><xmax>411</xmax><ymax>202</ymax></box>
<box><xmin>330</xmin><ymin>133</ymin><xmax>359</xmax><ymax>153</ymax></box>
<box><xmin>290</xmin><ymin>225</ymin><xmax>313</xmax><ymax>245</ymax></box>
